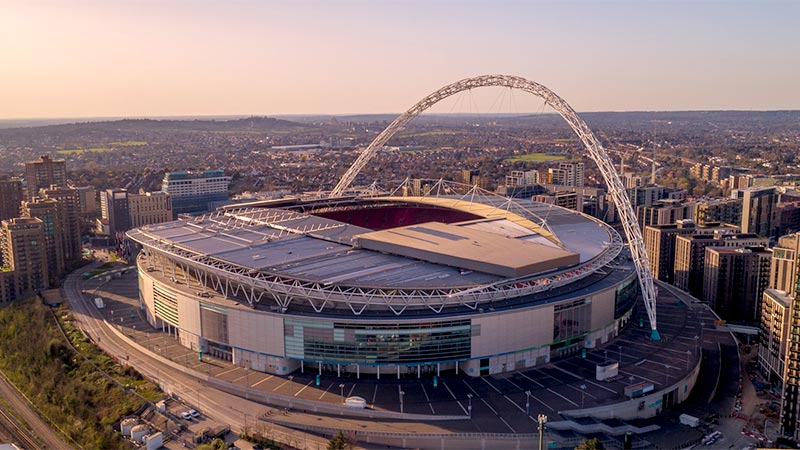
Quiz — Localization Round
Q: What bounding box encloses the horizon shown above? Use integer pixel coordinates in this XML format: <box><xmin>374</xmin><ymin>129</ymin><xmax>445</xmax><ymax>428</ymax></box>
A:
<box><xmin>2</xmin><ymin>0</ymin><xmax>799</xmax><ymax>118</ymax></box>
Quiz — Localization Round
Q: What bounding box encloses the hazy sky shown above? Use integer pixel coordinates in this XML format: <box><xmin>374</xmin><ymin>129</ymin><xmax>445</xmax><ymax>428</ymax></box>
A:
<box><xmin>1</xmin><ymin>0</ymin><xmax>798</xmax><ymax>118</ymax></box>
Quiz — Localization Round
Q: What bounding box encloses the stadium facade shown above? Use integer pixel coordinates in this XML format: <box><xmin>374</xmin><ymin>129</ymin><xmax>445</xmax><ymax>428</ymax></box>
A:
<box><xmin>127</xmin><ymin>187</ymin><xmax>639</xmax><ymax>378</ymax></box>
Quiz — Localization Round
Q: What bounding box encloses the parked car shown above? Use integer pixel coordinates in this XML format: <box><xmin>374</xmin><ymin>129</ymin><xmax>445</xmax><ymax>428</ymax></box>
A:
<box><xmin>181</xmin><ymin>411</ymin><xmax>192</xmax><ymax>420</ymax></box>
<box><xmin>189</xmin><ymin>409</ymin><xmax>200</xmax><ymax>418</ymax></box>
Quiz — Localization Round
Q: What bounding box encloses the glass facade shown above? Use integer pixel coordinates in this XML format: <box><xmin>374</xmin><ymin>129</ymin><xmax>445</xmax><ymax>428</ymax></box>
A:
<box><xmin>615</xmin><ymin>275</ymin><xmax>640</xmax><ymax>319</ymax></box>
<box><xmin>284</xmin><ymin>319</ymin><xmax>472</xmax><ymax>364</ymax></box>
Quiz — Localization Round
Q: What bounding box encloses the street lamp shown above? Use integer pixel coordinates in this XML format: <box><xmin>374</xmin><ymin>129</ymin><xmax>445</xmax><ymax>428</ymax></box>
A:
<box><xmin>339</xmin><ymin>383</ymin><xmax>345</xmax><ymax>404</ymax></box>
<box><xmin>399</xmin><ymin>390</ymin><xmax>405</xmax><ymax>414</ymax></box>
<box><xmin>467</xmin><ymin>393</ymin><xmax>473</xmax><ymax>418</ymax></box>
<box><xmin>580</xmin><ymin>384</ymin><xmax>587</xmax><ymax>408</ymax></box>
<box><xmin>537</xmin><ymin>414</ymin><xmax>547</xmax><ymax>450</ymax></box>
<box><xmin>525</xmin><ymin>390</ymin><xmax>531</xmax><ymax>416</ymax></box>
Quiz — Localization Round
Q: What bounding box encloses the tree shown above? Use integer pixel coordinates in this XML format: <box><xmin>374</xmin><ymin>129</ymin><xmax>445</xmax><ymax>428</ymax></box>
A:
<box><xmin>327</xmin><ymin>430</ymin><xmax>350</xmax><ymax>450</ymax></box>
<box><xmin>575</xmin><ymin>438</ymin><xmax>604</xmax><ymax>450</ymax></box>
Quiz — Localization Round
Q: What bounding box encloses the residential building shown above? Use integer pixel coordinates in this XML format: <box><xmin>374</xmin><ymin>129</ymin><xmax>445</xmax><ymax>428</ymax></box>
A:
<box><xmin>24</xmin><ymin>155</ymin><xmax>66</xmax><ymax>200</ymax></box>
<box><xmin>694</xmin><ymin>198</ymin><xmax>743</xmax><ymax>227</ymax></box>
<box><xmin>549</xmin><ymin>162</ymin><xmax>584</xmax><ymax>187</ymax></box>
<box><xmin>0</xmin><ymin>218</ymin><xmax>49</xmax><ymax>302</ymax></box>
<box><xmin>702</xmin><ymin>246</ymin><xmax>771</xmax><ymax>323</ymax></box>
<box><xmin>733</xmin><ymin>186</ymin><xmax>779</xmax><ymax>238</ymax></box>
<box><xmin>75</xmin><ymin>186</ymin><xmax>98</xmax><ymax>217</ymax></box>
<box><xmin>162</xmin><ymin>170</ymin><xmax>231</xmax><ymax>217</ymax></box>
<box><xmin>759</xmin><ymin>289</ymin><xmax>791</xmax><ymax>385</ymax></box>
<box><xmin>41</xmin><ymin>185</ymin><xmax>82</xmax><ymax>263</ymax></box>
<box><xmin>0</xmin><ymin>177</ymin><xmax>23</xmax><ymax>221</ymax></box>
<box><xmin>21</xmin><ymin>199</ymin><xmax>64</xmax><ymax>283</ymax></box>
<box><xmin>637</xmin><ymin>199</ymin><xmax>695</xmax><ymax>230</ymax></box>
<box><xmin>643</xmin><ymin>220</ymin><xmax>698</xmax><ymax>284</ymax></box>
<box><xmin>533</xmin><ymin>191</ymin><xmax>582</xmax><ymax>212</ymax></box>
<box><xmin>673</xmin><ymin>230</ymin><xmax>764</xmax><ymax>298</ymax></box>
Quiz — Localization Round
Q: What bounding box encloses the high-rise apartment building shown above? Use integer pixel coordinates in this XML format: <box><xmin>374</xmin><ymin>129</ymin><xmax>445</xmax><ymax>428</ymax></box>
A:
<box><xmin>760</xmin><ymin>289</ymin><xmax>791</xmax><ymax>384</ymax></box>
<box><xmin>643</xmin><ymin>221</ymin><xmax>699</xmax><ymax>284</ymax></box>
<box><xmin>673</xmin><ymin>231</ymin><xmax>764</xmax><ymax>298</ymax></box>
<box><xmin>162</xmin><ymin>170</ymin><xmax>231</xmax><ymax>217</ymax></box>
<box><xmin>694</xmin><ymin>198</ymin><xmax>743</xmax><ymax>227</ymax></box>
<box><xmin>75</xmin><ymin>186</ymin><xmax>98</xmax><ymax>217</ymax></box>
<box><xmin>703</xmin><ymin>246</ymin><xmax>771</xmax><ymax>323</ymax></box>
<box><xmin>0</xmin><ymin>177</ymin><xmax>23</xmax><ymax>221</ymax></box>
<box><xmin>0</xmin><ymin>218</ymin><xmax>49</xmax><ymax>302</ymax></box>
<box><xmin>24</xmin><ymin>155</ymin><xmax>66</xmax><ymax>200</ymax></box>
<box><xmin>733</xmin><ymin>186</ymin><xmax>779</xmax><ymax>238</ymax></box>
<box><xmin>41</xmin><ymin>185</ymin><xmax>82</xmax><ymax>263</ymax></box>
<box><xmin>637</xmin><ymin>199</ymin><xmax>695</xmax><ymax>230</ymax></box>
<box><xmin>128</xmin><ymin>191</ymin><xmax>173</xmax><ymax>228</ymax></box>
<box><xmin>21</xmin><ymin>198</ymin><xmax>64</xmax><ymax>283</ymax></box>
<box><xmin>548</xmin><ymin>162</ymin><xmax>584</xmax><ymax>187</ymax></box>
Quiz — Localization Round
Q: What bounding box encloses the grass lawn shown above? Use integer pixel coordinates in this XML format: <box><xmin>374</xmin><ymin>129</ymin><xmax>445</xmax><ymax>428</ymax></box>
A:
<box><xmin>108</xmin><ymin>141</ymin><xmax>148</xmax><ymax>146</ymax></box>
<box><xmin>505</xmin><ymin>153</ymin><xmax>567</xmax><ymax>163</ymax></box>
<box><xmin>57</xmin><ymin>147</ymin><xmax>112</xmax><ymax>155</ymax></box>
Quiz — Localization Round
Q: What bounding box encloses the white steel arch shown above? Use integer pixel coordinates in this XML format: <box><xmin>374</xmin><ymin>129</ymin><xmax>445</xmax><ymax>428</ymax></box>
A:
<box><xmin>330</xmin><ymin>74</ymin><xmax>661</xmax><ymax>340</ymax></box>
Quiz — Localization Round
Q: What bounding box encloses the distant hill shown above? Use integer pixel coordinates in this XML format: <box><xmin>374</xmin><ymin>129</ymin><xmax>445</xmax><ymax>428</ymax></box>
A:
<box><xmin>0</xmin><ymin>116</ymin><xmax>307</xmax><ymax>135</ymax></box>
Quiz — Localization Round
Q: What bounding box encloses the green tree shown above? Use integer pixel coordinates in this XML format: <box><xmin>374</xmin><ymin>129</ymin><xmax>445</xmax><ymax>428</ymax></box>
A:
<box><xmin>575</xmin><ymin>438</ymin><xmax>604</xmax><ymax>450</ymax></box>
<box><xmin>327</xmin><ymin>430</ymin><xmax>350</xmax><ymax>450</ymax></box>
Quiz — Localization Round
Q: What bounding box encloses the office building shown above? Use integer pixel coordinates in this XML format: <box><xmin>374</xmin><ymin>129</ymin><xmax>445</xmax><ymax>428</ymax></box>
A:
<box><xmin>673</xmin><ymin>230</ymin><xmax>764</xmax><ymax>298</ymax></box>
<box><xmin>0</xmin><ymin>218</ymin><xmax>49</xmax><ymax>302</ymax></box>
<box><xmin>128</xmin><ymin>191</ymin><xmax>173</xmax><ymax>228</ymax></box>
<box><xmin>702</xmin><ymin>246</ymin><xmax>771</xmax><ymax>323</ymax></box>
<box><xmin>733</xmin><ymin>186</ymin><xmax>779</xmax><ymax>238</ymax></box>
<box><xmin>0</xmin><ymin>177</ymin><xmax>23</xmax><ymax>221</ymax></box>
<box><xmin>99</xmin><ymin>189</ymin><xmax>131</xmax><ymax>241</ymax></box>
<box><xmin>24</xmin><ymin>155</ymin><xmax>66</xmax><ymax>200</ymax></box>
<box><xmin>694</xmin><ymin>198</ymin><xmax>743</xmax><ymax>227</ymax></box>
<box><xmin>161</xmin><ymin>170</ymin><xmax>231</xmax><ymax>217</ymax></box>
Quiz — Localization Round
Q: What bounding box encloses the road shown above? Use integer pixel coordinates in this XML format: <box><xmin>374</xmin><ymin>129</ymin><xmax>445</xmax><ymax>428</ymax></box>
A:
<box><xmin>0</xmin><ymin>370</ymin><xmax>72</xmax><ymax>450</ymax></box>
<box><xmin>63</xmin><ymin>262</ymin><xmax>333</xmax><ymax>450</ymax></box>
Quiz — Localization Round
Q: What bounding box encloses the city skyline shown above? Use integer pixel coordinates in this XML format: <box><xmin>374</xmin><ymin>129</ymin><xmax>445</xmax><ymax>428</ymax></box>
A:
<box><xmin>2</xmin><ymin>0</ymin><xmax>799</xmax><ymax>119</ymax></box>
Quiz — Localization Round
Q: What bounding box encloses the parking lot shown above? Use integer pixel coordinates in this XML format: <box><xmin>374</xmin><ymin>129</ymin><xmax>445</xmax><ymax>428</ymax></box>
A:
<box><xmin>87</xmin><ymin>268</ymin><xmax>721</xmax><ymax>435</ymax></box>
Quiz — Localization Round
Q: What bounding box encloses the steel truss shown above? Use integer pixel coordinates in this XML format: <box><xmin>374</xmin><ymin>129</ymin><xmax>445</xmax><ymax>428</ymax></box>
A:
<box><xmin>129</xmin><ymin>213</ymin><xmax>623</xmax><ymax>316</ymax></box>
<box><xmin>329</xmin><ymin>74</ymin><xmax>660</xmax><ymax>338</ymax></box>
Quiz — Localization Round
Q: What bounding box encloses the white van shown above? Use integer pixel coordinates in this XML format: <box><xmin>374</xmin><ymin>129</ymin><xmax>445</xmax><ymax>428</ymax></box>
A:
<box><xmin>344</xmin><ymin>396</ymin><xmax>367</xmax><ymax>408</ymax></box>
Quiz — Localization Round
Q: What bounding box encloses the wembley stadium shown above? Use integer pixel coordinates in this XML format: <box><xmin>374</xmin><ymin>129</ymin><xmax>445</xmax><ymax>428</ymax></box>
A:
<box><xmin>126</xmin><ymin>183</ymin><xmax>640</xmax><ymax>379</ymax></box>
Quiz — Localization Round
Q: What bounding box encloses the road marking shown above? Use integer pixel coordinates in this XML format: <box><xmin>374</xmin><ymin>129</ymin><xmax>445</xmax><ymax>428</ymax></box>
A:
<box><xmin>480</xmin><ymin>377</ymin><xmax>502</xmax><ymax>394</ymax></box>
<box><xmin>549</xmin><ymin>363</ymin><xmax>584</xmax><ymax>382</ymax></box>
<box><xmin>420</xmin><ymin>384</ymin><xmax>436</xmax><ymax>414</ymax></box>
<box><xmin>462</xmin><ymin>379</ymin><xmax>480</xmax><ymax>397</ymax></box>
<box><xmin>619</xmin><ymin>369</ymin><xmax>657</xmax><ymax>385</ymax></box>
<box><xmin>518</xmin><ymin>371</ymin><xmax>545</xmax><ymax>387</ymax></box>
<box><xmin>272</xmin><ymin>378</ymin><xmax>292</xmax><ymax>392</ymax></box>
<box><xmin>584</xmin><ymin>379</ymin><xmax>617</xmax><ymax>394</ymax></box>
<box><xmin>215</xmin><ymin>366</ymin><xmax>239</xmax><ymax>378</ymax></box>
<box><xmin>319</xmin><ymin>382</ymin><xmax>334</xmax><ymax>400</ymax></box>
<box><xmin>503</xmin><ymin>395</ymin><xmax>526</xmax><ymax>414</ymax></box>
<box><xmin>442</xmin><ymin>381</ymin><xmax>458</xmax><ymax>400</ymax></box>
<box><xmin>480</xmin><ymin>397</ymin><xmax>499</xmax><ymax>415</ymax></box>
<box><xmin>372</xmin><ymin>385</ymin><xmax>378</xmax><ymax>405</ymax></box>
<box><xmin>503</xmin><ymin>377</ymin><xmax>525</xmax><ymax>391</ymax></box>
<box><xmin>499</xmin><ymin>417</ymin><xmax>516</xmax><ymax>433</ymax></box>
<box><xmin>455</xmin><ymin>400</ymin><xmax>468</xmax><ymax>415</ymax></box>
<box><xmin>347</xmin><ymin>384</ymin><xmax>356</xmax><ymax>398</ymax></box>
<box><xmin>251</xmin><ymin>374</ymin><xmax>274</xmax><ymax>388</ymax></box>
<box><xmin>547</xmin><ymin>388</ymin><xmax>578</xmax><ymax>407</ymax></box>
<box><xmin>567</xmin><ymin>384</ymin><xmax>597</xmax><ymax>400</ymax></box>
<box><xmin>294</xmin><ymin>380</ymin><xmax>314</xmax><ymax>397</ymax></box>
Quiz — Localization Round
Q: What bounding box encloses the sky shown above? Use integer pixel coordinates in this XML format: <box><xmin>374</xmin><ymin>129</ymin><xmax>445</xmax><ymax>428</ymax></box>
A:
<box><xmin>1</xmin><ymin>0</ymin><xmax>798</xmax><ymax>118</ymax></box>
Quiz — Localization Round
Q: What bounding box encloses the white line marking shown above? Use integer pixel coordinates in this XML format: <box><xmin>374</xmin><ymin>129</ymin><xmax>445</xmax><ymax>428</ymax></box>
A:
<box><xmin>442</xmin><ymin>381</ymin><xmax>458</xmax><ymax>400</ymax></box>
<box><xmin>499</xmin><ymin>417</ymin><xmax>516</xmax><ymax>433</ymax></box>
<box><xmin>518</xmin><ymin>372</ymin><xmax>545</xmax><ymax>388</ymax></box>
<box><xmin>347</xmin><ymin>384</ymin><xmax>356</xmax><ymax>398</ymax></box>
<box><xmin>294</xmin><ymin>380</ymin><xmax>314</xmax><ymax>397</ymax></box>
<box><xmin>481</xmin><ymin>377</ymin><xmax>502</xmax><ymax>394</ymax></box>
<box><xmin>272</xmin><ymin>378</ymin><xmax>291</xmax><ymax>392</ymax></box>
<box><xmin>319</xmin><ymin>382</ymin><xmax>333</xmax><ymax>400</ymax></box>
<box><xmin>504</xmin><ymin>395</ymin><xmax>526</xmax><ymax>414</ymax></box>
<box><xmin>547</xmin><ymin>388</ymin><xmax>578</xmax><ymax>407</ymax></box>
<box><xmin>251</xmin><ymin>375</ymin><xmax>274</xmax><ymax>388</ymax></box>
